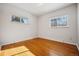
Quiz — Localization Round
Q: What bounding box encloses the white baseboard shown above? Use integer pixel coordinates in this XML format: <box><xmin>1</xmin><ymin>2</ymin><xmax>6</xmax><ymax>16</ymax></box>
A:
<box><xmin>76</xmin><ymin>44</ymin><xmax>79</xmax><ymax>50</ymax></box>
<box><xmin>38</xmin><ymin>35</ymin><xmax>76</xmax><ymax>46</ymax></box>
<box><xmin>2</xmin><ymin>35</ymin><xmax>78</xmax><ymax>49</ymax></box>
<box><xmin>1</xmin><ymin>36</ymin><xmax>36</xmax><ymax>46</ymax></box>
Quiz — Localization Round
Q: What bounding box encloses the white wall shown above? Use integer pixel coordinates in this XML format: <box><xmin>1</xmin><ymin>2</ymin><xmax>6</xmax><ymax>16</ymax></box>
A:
<box><xmin>0</xmin><ymin>4</ymin><xmax>3</xmax><ymax>46</ymax></box>
<box><xmin>77</xmin><ymin>4</ymin><xmax>79</xmax><ymax>49</ymax></box>
<box><xmin>0</xmin><ymin>4</ymin><xmax>37</xmax><ymax>45</ymax></box>
<box><xmin>0</xmin><ymin>4</ymin><xmax>78</xmax><ymax>46</ymax></box>
<box><xmin>38</xmin><ymin>4</ymin><xmax>77</xmax><ymax>45</ymax></box>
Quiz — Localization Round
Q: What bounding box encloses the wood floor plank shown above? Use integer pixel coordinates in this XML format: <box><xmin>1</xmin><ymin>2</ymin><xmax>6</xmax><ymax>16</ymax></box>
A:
<box><xmin>2</xmin><ymin>38</ymin><xmax>79</xmax><ymax>56</ymax></box>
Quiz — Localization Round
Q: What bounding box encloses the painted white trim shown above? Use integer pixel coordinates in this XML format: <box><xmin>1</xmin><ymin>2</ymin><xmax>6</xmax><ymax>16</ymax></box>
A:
<box><xmin>1</xmin><ymin>36</ymin><xmax>36</xmax><ymax>46</ymax></box>
<box><xmin>76</xmin><ymin>44</ymin><xmax>79</xmax><ymax>50</ymax></box>
<box><xmin>38</xmin><ymin>35</ymin><xmax>76</xmax><ymax>45</ymax></box>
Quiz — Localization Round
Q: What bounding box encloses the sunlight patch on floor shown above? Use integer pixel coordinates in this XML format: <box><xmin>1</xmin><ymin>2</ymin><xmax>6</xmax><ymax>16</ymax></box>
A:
<box><xmin>0</xmin><ymin>46</ymin><xmax>35</xmax><ymax>56</ymax></box>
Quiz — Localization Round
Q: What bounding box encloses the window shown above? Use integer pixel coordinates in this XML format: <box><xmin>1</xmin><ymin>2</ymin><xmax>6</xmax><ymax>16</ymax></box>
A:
<box><xmin>50</xmin><ymin>15</ymin><xmax>68</xmax><ymax>27</ymax></box>
<box><xmin>20</xmin><ymin>17</ymin><xmax>28</xmax><ymax>24</ymax></box>
<box><xmin>12</xmin><ymin>15</ymin><xmax>29</xmax><ymax>24</ymax></box>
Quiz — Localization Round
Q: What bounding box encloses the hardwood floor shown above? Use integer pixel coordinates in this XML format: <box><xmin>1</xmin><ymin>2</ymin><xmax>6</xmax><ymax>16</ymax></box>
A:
<box><xmin>2</xmin><ymin>38</ymin><xmax>79</xmax><ymax>56</ymax></box>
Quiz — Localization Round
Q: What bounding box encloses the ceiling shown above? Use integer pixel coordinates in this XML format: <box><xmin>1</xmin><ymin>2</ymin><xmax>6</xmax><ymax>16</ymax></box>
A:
<box><xmin>10</xmin><ymin>3</ymin><xmax>72</xmax><ymax>16</ymax></box>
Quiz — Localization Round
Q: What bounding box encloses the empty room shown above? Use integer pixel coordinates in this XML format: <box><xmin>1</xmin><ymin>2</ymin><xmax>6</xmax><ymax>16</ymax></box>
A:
<box><xmin>0</xmin><ymin>3</ymin><xmax>79</xmax><ymax>56</ymax></box>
